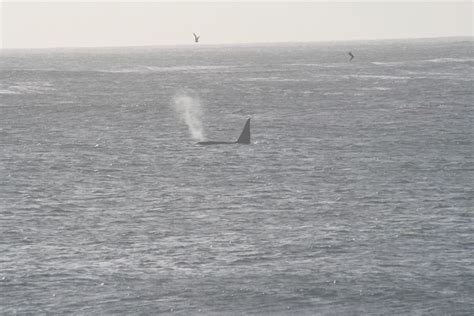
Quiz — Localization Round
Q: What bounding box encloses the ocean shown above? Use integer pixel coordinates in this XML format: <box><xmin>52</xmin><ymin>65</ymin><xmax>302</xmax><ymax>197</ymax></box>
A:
<box><xmin>1</xmin><ymin>38</ymin><xmax>473</xmax><ymax>314</ymax></box>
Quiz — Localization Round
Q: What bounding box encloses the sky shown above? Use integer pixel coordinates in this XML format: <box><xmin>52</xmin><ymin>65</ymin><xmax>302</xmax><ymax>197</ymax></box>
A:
<box><xmin>1</xmin><ymin>1</ymin><xmax>472</xmax><ymax>49</ymax></box>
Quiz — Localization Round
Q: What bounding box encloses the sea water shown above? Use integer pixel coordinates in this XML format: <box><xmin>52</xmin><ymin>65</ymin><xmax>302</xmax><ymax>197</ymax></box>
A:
<box><xmin>1</xmin><ymin>38</ymin><xmax>473</xmax><ymax>314</ymax></box>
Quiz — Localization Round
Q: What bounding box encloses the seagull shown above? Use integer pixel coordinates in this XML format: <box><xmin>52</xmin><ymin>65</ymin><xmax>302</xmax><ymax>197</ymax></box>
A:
<box><xmin>348</xmin><ymin>52</ymin><xmax>354</xmax><ymax>61</ymax></box>
<box><xmin>193</xmin><ymin>33</ymin><xmax>200</xmax><ymax>43</ymax></box>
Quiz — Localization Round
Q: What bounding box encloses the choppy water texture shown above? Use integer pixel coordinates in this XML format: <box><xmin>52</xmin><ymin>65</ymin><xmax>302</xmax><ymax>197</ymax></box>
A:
<box><xmin>1</xmin><ymin>39</ymin><xmax>473</xmax><ymax>315</ymax></box>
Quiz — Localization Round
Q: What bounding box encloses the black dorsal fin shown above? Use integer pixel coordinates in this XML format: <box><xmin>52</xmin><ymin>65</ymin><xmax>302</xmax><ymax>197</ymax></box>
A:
<box><xmin>236</xmin><ymin>118</ymin><xmax>251</xmax><ymax>144</ymax></box>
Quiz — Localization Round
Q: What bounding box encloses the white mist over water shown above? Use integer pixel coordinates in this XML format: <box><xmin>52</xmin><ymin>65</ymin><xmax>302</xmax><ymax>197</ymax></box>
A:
<box><xmin>172</xmin><ymin>94</ymin><xmax>205</xmax><ymax>141</ymax></box>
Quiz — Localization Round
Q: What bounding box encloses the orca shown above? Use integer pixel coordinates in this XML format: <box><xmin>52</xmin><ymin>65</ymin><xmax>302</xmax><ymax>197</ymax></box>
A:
<box><xmin>197</xmin><ymin>118</ymin><xmax>251</xmax><ymax>145</ymax></box>
<box><xmin>348</xmin><ymin>51</ymin><xmax>354</xmax><ymax>61</ymax></box>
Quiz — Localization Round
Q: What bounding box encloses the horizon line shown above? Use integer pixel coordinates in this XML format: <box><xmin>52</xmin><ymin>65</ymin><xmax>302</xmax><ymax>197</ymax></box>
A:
<box><xmin>1</xmin><ymin>35</ymin><xmax>472</xmax><ymax>51</ymax></box>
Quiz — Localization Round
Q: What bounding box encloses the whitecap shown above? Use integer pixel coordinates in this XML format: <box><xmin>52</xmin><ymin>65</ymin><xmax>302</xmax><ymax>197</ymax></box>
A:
<box><xmin>0</xmin><ymin>89</ymin><xmax>21</xmax><ymax>95</ymax></box>
<box><xmin>240</xmin><ymin>77</ymin><xmax>308</xmax><ymax>82</ymax></box>
<box><xmin>371</xmin><ymin>61</ymin><xmax>405</xmax><ymax>66</ymax></box>
<box><xmin>361</xmin><ymin>87</ymin><xmax>391</xmax><ymax>91</ymax></box>
<box><xmin>347</xmin><ymin>74</ymin><xmax>410</xmax><ymax>80</ymax></box>
<box><xmin>100</xmin><ymin>65</ymin><xmax>236</xmax><ymax>74</ymax></box>
<box><xmin>424</xmin><ymin>57</ymin><xmax>474</xmax><ymax>63</ymax></box>
<box><xmin>0</xmin><ymin>82</ymin><xmax>55</xmax><ymax>95</ymax></box>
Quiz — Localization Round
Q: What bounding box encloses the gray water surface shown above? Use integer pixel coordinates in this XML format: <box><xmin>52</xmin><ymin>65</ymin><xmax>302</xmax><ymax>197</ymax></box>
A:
<box><xmin>1</xmin><ymin>39</ymin><xmax>473</xmax><ymax>314</ymax></box>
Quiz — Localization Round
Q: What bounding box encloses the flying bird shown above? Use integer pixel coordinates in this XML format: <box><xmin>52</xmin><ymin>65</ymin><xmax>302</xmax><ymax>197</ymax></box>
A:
<box><xmin>193</xmin><ymin>33</ymin><xmax>200</xmax><ymax>43</ymax></box>
<box><xmin>348</xmin><ymin>52</ymin><xmax>354</xmax><ymax>61</ymax></box>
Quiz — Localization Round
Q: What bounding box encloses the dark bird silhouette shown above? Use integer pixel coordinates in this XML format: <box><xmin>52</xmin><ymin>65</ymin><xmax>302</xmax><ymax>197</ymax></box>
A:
<box><xmin>193</xmin><ymin>33</ymin><xmax>200</xmax><ymax>43</ymax></box>
<box><xmin>348</xmin><ymin>51</ymin><xmax>354</xmax><ymax>61</ymax></box>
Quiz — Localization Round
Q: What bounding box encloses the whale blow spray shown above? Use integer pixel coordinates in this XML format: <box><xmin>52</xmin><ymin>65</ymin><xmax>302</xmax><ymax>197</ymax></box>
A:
<box><xmin>172</xmin><ymin>94</ymin><xmax>205</xmax><ymax>141</ymax></box>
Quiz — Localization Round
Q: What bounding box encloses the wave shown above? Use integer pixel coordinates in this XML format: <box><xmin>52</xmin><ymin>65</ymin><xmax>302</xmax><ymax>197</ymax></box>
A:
<box><xmin>372</xmin><ymin>57</ymin><xmax>474</xmax><ymax>66</ymax></box>
<box><xmin>371</xmin><ymin>61</ymin><xmax>405</xmax><ymax>66</ymax></box>
<box><xmin>403</xmin><ymin>71</ymin><xmax>472</xmax><ymax>81</ymax></box>
<box><xmin>424</xmin><ymin>57</ymin><xmax>474</xmax><ymax>63</ymax></box>
<box><xmin>240</xmin><ymin>77</ymin><xmax>308</xmax><ymax>82</ymax></box>
<box><xmin>346</xmin><ymin>74</ymin><xmax>410</xmax><ymax>80</ymax></box>
<box><xmin>0</xmin><ymin>89</ymin><xmax>21</xmax><ymax>95</ymax></box>
<box><xmin>285</xmin><ymin>63</ymin><xmax>344</xmax><ymax>68</ymax></box>
<box><xmin>0</xmin><ymin>82</ymin><xmax>55</xmax><ymax>95</ymax></box>
<box><xmin>361</xmin><ymin>87</ymin><xmax>392</xmax><ymax>91</ymax></box>
<box><xmin>100</xmin><ymin>65</ymin><xmax>236</xmax><ymax>74</ymax></box>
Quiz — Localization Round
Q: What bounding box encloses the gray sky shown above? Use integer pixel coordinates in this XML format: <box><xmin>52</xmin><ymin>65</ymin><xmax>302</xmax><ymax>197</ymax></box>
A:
<box><xmin>1</xmin><ymin>1</ymin><xmax>472</xmax><ymax>49</ymax></box>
